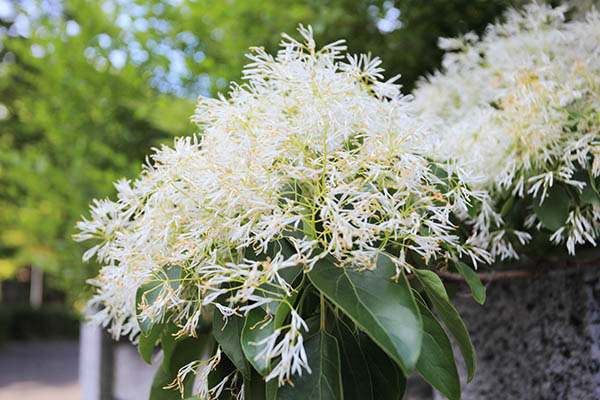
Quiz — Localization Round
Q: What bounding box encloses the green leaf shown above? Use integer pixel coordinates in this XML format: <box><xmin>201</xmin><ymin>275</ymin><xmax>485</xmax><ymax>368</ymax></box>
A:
<box><xmin>413</xmin><ymin>268</ymin><xmax>476</xmax><ymax>382</ymax></box>
<box><xmin>207</xmin><ymin>351</ymin><xmax>238</xmax><ymax>400</ymax></box>
<box><xmin>533</xmin><ymin>185</ymin><xmax>570</xmax><ymax>231</ymax></box>
<box><xmin>308</xmin><ymin>253</ymin><xmax>422</xmax><ymax>374</ymax></box>
<box><xmin>244</xmin><ymin>368</ymin><xmax>267</xmax><ymax>400</ymax></box>
<box><xmin>150</xmin><ymin>365</ymin><xmax>182</xmax><ymax>400</ymax></box>
<box><xmin>268</xmin><ymin>239</ymin><xmax>303</xmax><ymax>286</ymax></box>
<box><xmin>266</xmin><ymin>378</ymin><xmax>279</xmax><ymax>400</ymax></box>
<box><xmin>150</xmin><ymin>325</ymin><xmax>209</xmax><ymax>400</ymax></box>
<box><xmin>333</xmin><ymin>319</ymin><xmax>374</xmax><ymax>400</ymax></box>
<box><xmin>414</xmin><ymin>293</ymin><xmax>460</xmax><ymax>400</ymax></box>
<box><xmin>580</xmin><ymin>183</ymin><xmax>600</xmax><ymax>206</ymax></box>
<box><xmin>467</xmin><ymin>198</ymin><xmax>480</xmax><ymax>218</ymax></box>
<box><xmin>357</xmin><ymin>331</ymin><xmax>405</xmax><ymax>400</ymax></box>
<box><xmin>499</xmin><ymin>196</ymin><xmax>515</xmax><ymax>218</ymax></box>
<box><xmin>240</xmin><ymin>240</ymin><xmax>302</xmax><ymax>376</ymax></box>
<box><xmin>161</xmin><ymin>325</ymin><xmax>211</xmax><ymax>380</ymax></box>
<box><xmin>274</xmin><ymin>286</ymin><xmax>300</xmax><ymax>328</ymax></box>
<box><xmin>139</xmin><ymin>322</ymin><xmax>164</xmax><ymax>364</ymax></box>
<box><xmin>573</xmin><ymin>168</ymin><xmax>600</xmax><ymax>207</ymax></box>
<box><xmin>136</xmin><ymin>264</ymin><xmax>182</xmax><ymax>335</ymax></box>
<box><xmin>245</xmin><ymin>239</ymin><xmax>303</xmax><ymax>314</ymax></box>
<box><xmin>429</xmin><ymin>160</ymin><xmax>449</xmax><ymax>183</ymax></box>
<box><xmin>241</xmin><ymin>307</ymin><xmax>275</xmax><ymax>376</ymax></box>
<box><xmin>301</xmin><ymin>207</ymin><xmax>317</xmax><ymax>241</ymax></box>
<box><xmin>276</xmin><ymin>331</ymin><xmax>343</xmax><ymax>400</ymax></box>
<box><xmin>213</xmin><ymin>312</ymin><xmax>252</xmax><ymax>380</ymax></box>
<box><xmin>454</xmin><ymin>261</ymin><xmax>486</xmax><ymax>305</ymax></box>
<box><xmin>566</xmin><ymin>97</ymin><xmax>588</xmax><ymax>120</ymax></box>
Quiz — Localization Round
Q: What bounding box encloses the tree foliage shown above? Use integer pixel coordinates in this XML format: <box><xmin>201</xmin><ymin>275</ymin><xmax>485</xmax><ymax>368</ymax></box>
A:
<box><xmin>0</xmin><ymin>0</ymin><xmax>523</xmax><ymax>301</ymax></box>
<box><xmin>0</xmin><ymin>0</ymin><xmax>192</xmax><ymax>300</ymax></box>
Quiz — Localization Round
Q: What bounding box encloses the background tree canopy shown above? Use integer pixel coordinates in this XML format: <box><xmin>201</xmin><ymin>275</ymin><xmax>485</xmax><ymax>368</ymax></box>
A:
<box><xmin>0</xmin><ymin>0</ymin><xmax>547</xmax><ymax>303</ymax></box>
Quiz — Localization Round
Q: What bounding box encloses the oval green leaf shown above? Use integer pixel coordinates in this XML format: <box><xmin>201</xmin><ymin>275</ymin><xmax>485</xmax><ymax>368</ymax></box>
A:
<box><xmin>150</xmin><ymin>325</ymin><xmax>209</xmax><ymax>400</ymax></box>
<box><xmin>454</xmin><ymin>261</ymin><xmax>486</xmax><ymax>305</ymax></box>
<box><xmin>213</xmin><ymin>312</ymin><xmax>251</xmax><ymax>380</ymax></box>
<box><xmin>138</xmin><ymin>322</ymin><xmax>164</xmax><ymax>364</ymax></box>
<box><xmin>357</xmin><ymin>331</ymin><xmax>406</xmax><ymax>400</ymax></box>
<box><xmin>413</xmin><ymin>268</ymin><xmax>476</xmax><ymax>382</ymax></box>
<box><xmin>136</xmin><ymin>264</ymin><xmax>182</xmax><ymax>335</ymax></box>
<box><xmin>307</xmin><ymin>253</ymin><xmax>422</xmax><ymax>374</ymax></box>
<box><xmin>414</xmin><ymin>292</ymin><xmax>460</xmax><ymax>400</ymax></box>
<box><xmin>276</xmin><ymin>331</ymin><xmax>343</xmax><ymax>400</ymax></box>
<box><xmin>533</xmin><ymin>185</ymin><xmax>570</xmax><ymax>231</ymax></box>
<box><xmin>241</xmin><ymin>307</ymin><xmax>275</xmax><ymax>376</ymax></box>
<box><xmin>333</xmin><ymin>319</ymin><xmax>374</xmax><ymax>400</ymax></box>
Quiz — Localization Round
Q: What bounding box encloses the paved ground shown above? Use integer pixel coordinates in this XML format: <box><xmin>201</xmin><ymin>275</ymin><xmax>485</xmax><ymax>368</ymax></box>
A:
<box><xmin>0</xmin><ymin>339</ymin><xmax>158</xmax><ymax>400</ymax></box>
<box><xmin>0</xmin><ymin>339</ymin><xmax>432</xmax><ymax>400</ymax></box>
<box><xmin>0</xmin><ymin>340</ymin><xmax>80</xmax><ymax>400</ymax></box>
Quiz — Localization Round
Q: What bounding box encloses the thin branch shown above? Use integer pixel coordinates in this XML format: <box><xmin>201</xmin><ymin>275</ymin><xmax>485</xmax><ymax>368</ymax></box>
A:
<box><xmin>436</xmin><ymin>256</ymin><xmax>600</xmax><ymax>283</ymax></box>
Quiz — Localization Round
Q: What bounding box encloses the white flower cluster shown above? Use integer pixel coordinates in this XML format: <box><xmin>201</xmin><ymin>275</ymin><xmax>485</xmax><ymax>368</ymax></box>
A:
<box><xmin>76</xmin><ymin>26</ymin><xmax>486</xmax><ymax>387</ymax></box>
<box><xmin>413</xmin><ymin>3</ymin><xmax>600</xmax><ymax>256</ymax></box>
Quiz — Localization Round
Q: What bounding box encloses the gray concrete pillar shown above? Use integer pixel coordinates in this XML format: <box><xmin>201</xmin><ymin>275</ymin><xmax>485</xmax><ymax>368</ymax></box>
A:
<box><xmin>80</xmin><ymin>309</ymin><xmax>114</xmax><ymax>400</ymax></box>
<box><xmin>434</xmin><ymin>264</ymin><xmax>600</xmax><ymax>399</ymax></box>
<box><xmin>29</xmin><ymin>267</ymin><xmax>43</xmax><ymax>308</ymax></box>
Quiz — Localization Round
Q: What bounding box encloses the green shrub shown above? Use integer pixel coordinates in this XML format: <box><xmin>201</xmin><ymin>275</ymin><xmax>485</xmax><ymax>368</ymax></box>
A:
<box><xmin>0</xmin><ymin>305</ymin><xmax>80</xmax><ymax>343</ymax></box>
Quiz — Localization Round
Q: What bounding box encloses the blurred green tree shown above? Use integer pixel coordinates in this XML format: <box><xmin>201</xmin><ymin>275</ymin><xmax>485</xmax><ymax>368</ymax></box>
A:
<box><xmin>112</xmin><ymin>0</ymin><xmax>525</xmax><ymax>95</ymax></box>
<box><xmin>0</xmin><ymin>0</ymin><xmax>193</xmax><ymax>303</ymax></box>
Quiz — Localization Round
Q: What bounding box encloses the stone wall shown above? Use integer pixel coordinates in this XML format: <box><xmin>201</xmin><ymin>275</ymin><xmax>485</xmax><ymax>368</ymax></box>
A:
<box><xmin>434</xmin><ymin>265</ymin><xmax>600</xmax><ymax>399</ymax></box>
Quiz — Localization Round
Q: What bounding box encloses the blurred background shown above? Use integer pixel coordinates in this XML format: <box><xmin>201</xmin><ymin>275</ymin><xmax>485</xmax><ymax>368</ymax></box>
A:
<box><xmin>0</xmin><ymin>0</ymin><xmax>591</xmax><ymax>399</ymax></box>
